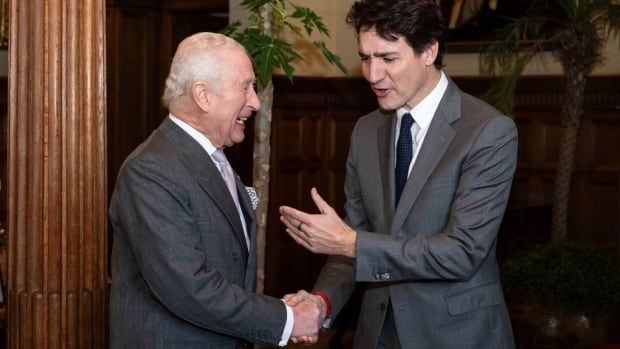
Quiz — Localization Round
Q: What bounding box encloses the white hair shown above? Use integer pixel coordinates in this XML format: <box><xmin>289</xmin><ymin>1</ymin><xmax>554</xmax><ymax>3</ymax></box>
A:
<box><xmin>161</xmin><ymin>32</ymin><xmax>245</xmax><ymax>110</ymax></box>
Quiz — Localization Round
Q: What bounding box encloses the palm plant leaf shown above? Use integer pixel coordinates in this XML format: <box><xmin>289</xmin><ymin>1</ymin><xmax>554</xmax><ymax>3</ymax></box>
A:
<box><xmin>481</xmin><ymin>0</ymin><xmax>620</xmax><ymax>242</ymax></box>
<box><xmin>291</xmin><ymin>5</ymin><xmax>330</xmax><ymax>36</ymax></box>
<box><xmin>234</xmin><ymin>27</ymin><xmax>301</xmax><ymax>86</ymax></box>
<box><xmin>481</xmin><ymin>14</ymin><xmax>549</xmax><ymax>115</ymax></box>
<box><xmin>221</xmin><ymin>0</ymin><xmax>346</xmax><ymax>84</ymax></box>
<box><xmin>313</xmin><ymin>41</ymin><xmax>348</xmax><ymax>74</ymax></box>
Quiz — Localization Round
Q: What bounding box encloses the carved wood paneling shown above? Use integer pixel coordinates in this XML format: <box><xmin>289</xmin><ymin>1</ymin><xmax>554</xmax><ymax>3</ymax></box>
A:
<box><xmin>264</xmin><ymin>78</ymin><xmax>376</xmax><ymax>296</ymax></box>
<box><xmin>106</xmin><ymin>3</ymin><xmax>164</xmax><ymax>197</ymax></box>
<box><xmin>8</xmin><ymin>0</ymin><xmax>107</xmax><ymax>348</ymax></box>
<box><xmin>105</xmin><ymin>1</ymin><xmax>231</xmax><ymax>196</ymax></box>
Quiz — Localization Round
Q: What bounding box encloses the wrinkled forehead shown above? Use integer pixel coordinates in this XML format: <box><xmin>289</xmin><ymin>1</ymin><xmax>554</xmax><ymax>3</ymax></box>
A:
<box><xmin>216</xmin><ymin>47</ymin><xmax>255</xmax><ymax>83</ymax></box>
<box><xmin>359</xmin><ymin>25</ymin><xmax>403</xmax><ymax>43</ymax></box>
<box><xmin>358</xmin><ymin>28</ymin><xmax>410</xmax><ymax>53</ymax></box>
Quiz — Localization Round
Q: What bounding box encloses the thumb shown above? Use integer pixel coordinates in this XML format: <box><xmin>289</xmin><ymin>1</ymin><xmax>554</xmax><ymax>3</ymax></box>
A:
<box><xmin>311</xmin><ymin>187</ymin><xmax>333</xmax><ymax>215</ymax></box>
<box><xmin>284</xmin><ymin>294</ymin><xmax>304</xmax><ymax>306</ymax></box>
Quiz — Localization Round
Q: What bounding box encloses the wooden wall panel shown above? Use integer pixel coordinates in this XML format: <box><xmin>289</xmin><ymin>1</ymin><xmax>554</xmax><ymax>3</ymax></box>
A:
<box><xmin>106</xmin><ymin>3</ymin><xmax>163</xmax><ymax>195</ymax></box>
<box><xmin>264</xmin><ymin>78</ymin><xmax>376</xmax><ymax>296</ymax></box>
<box><xmin>106</xmin><ymin>0</ymin><xmax>232</xmax><ymax>194</ymax></box>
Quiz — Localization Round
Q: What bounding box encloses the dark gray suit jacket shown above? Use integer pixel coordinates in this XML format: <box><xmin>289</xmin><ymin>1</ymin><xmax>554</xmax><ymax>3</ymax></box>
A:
<box><xmin>314</xmin><ymin>77</ymin><xmax>517</xmax><ymax>349</ymax></box>
<box><xmin>109</xmin><ymin>118</ymin><xmax>286</xmax><ymax>348</ymax></box>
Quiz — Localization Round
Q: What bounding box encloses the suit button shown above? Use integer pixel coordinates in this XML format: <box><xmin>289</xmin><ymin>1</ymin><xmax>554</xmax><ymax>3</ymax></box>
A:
<box><xmin>380</xmin><ymin>302</ymin><xmax>386</xmax><ymax>311</ymax></box>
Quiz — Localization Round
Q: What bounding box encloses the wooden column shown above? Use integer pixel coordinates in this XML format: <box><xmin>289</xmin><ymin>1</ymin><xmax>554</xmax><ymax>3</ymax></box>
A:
<box><xmin>7</xmin><ymin>0</ymin><xmax>107</xmax><ymax>348</ymax></box>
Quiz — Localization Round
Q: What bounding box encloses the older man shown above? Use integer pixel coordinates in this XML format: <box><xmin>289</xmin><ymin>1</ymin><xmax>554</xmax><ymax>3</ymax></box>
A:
<box><xmin>109</xmin><ymin>32</ymin><xmax>323</xmax><ymax>348</ymax></box>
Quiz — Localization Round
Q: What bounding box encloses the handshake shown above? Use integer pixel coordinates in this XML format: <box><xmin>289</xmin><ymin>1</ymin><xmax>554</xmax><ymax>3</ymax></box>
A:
<box><xmin>286</xmin><ymin>290</ymin><xmax>328</xmax><ymax>345</ymax></box>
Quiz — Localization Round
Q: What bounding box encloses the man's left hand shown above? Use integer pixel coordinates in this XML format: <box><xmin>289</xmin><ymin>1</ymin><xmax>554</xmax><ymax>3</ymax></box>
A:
<box><xmin>279</xmin><ymin>187</ymin><xmax>356</xmax><ymax>258</ymax></box>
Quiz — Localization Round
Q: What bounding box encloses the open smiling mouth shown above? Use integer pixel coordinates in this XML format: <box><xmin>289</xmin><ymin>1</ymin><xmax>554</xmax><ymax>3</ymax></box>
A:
<box><xmin>372</xmin><ymin>87</ymin><xmax>390</xmax><ymax>97</ymax></box>
<box><xmin>236</xmin><ymin>117</ymin><xmax>248</xmax><ymax>124</ymax></box>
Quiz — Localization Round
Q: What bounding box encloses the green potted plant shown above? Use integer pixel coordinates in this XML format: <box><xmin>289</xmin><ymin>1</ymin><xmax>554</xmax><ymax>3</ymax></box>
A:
<box><xmin>501</xmin><ymin>243</ymin><xmax>620</xmax><ymax>348</ymax></box>
<box><xmin>222</xmin><ymin>0</ymin><xmax>346</xmax><ymax>294</ymax></box>
<box><xmin>480</xmin><ymin>0</ymin><xmax>620</xmax><ymax>243</ymax></box>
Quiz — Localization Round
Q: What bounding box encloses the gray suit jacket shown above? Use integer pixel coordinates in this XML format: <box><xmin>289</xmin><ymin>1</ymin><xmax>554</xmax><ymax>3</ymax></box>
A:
<box><xmin>314</xmin><ymin>77</ymin><xmax>517</xmax><ymax>349</ymax></box>
<box><xmin>109</xmin><ymin>118</ymin><xmax>286</xmax><ymax>348</ymax></box>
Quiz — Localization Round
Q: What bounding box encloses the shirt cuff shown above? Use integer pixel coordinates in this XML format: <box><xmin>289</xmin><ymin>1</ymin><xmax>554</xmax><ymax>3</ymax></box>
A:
<box><xmin>279</xmin><ymin>301</ymin><xmax>293</xmax><ymax>346</ymax></box>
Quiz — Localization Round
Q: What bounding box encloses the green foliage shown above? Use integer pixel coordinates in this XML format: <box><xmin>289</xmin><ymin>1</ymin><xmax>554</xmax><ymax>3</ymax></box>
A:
<box><xmin>480</xmin><ymin>0</ymin><xmax>620</xmax><ymax>116</ymax></box>
<box><xmin>222</xmin><ymin>0</ymin><xmax>347</xmax><ymax>88</ymax></box>
<box><xmin>501</xmin><ymin>243</ymin><xmax>620</xmax><ymax>315</ymax></box>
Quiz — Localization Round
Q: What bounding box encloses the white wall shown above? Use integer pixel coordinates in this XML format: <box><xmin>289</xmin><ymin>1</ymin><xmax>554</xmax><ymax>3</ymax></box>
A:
<box><xmin>230</xmin><ymin>0</ymin><xmax>620</xmax><ymax>78</ymax></box>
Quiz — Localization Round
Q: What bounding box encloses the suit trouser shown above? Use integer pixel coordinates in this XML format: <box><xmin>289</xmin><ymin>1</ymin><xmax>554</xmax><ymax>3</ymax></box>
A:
<box><xmin>377</xmin><ymin>301</ymin><xmax>401</xmax><ymax>349</ymax></box>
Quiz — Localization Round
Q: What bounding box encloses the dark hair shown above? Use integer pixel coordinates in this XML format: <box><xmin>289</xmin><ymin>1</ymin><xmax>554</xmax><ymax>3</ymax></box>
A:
<box><xmin>346</xmin><ymin>0</ymin><xmax>447</xmax><ymax>69</ymax></box>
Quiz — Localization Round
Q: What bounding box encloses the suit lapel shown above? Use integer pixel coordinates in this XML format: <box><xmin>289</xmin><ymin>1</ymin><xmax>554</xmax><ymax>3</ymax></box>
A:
<box><xmin>233</xmin><ymin>175</ymin><xmax>257</xmax><ymax>289</ymax></box>
<box><xmin>391</xmin><ymin>79</ymin><xmax>461</xmax><ymax>234</ymax></box>
<box><xmin>159</xmin><ymin>118</ymin><xmax>250</xmax><ymax>254</ymax></box>
<box><xmin>196</xmin><ymin>165</ymin><xmax>249</xmax><ymax>255</ymax></box>
<box><xmin>235</xmin><ymin>176</ymin><xmax>255</xmax><ymax>230</ymax></box>
<box><xmin>378</xmin><ymin>114</ymin><xmax>396</xmax><ymax>231</ymax></box>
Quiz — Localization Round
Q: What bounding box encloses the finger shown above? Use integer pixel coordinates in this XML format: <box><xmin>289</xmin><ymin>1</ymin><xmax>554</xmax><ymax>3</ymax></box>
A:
<box><xmin>281</xmin><ymin>217</ymin><xmax>310</xmax><ymax>243</ymax></box>
<box><xmin>310</xmin><ymin>187</ymin><xmax>334</xmax><ymax>215</ymax></box>
<box><xmin>286</xmin><ymin>227</ymin><xmax>309</xmax><ymax>246</ymax></box>
<box><xmin>301</xmin><ymin>335</ymin><xmax>318</xmax><ymax>345</ymax></box>
<box><xmin>279</xmin><ymin>205</ymin><xmax>314</xmax><ymax>226</ymax></box>
<box><xmin>280</xmin><ymin>216</ymin><xmax>298</xmax><ymax>232</ymax></box>
<box><xmin>293</xmin><ymin>336</ymin><xmax>309</xmax><ymax>343</ymax></box>
<box><xmin>282</xmin><ymin>215</ymin><xmax>311</xmax><ymax>238</ymax></box>
<box><xmin>279</xmin><ymin>213</ymin><xmax>301</xmax><ymax>229</ymax></box>
<box><xmin>291</xmin><ymin>336</ymin><xmax>316</xmax><ymax>344</ymax></box>
<box><xmin>286</xmin><ymin>228</ymin><xmax>314</xmax><ymax>252</ymax></box>
<box><xmin>285</xmin><ymin>292</ymin><xmax>306</xmax><ymax>306</ymax></box>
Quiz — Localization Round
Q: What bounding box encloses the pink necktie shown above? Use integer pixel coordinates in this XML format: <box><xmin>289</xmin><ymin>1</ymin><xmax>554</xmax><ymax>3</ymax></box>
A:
<box><xmin>212</xmin><ymin>149</ymin><xmax>241</xmax><ymax>212</ymax></box>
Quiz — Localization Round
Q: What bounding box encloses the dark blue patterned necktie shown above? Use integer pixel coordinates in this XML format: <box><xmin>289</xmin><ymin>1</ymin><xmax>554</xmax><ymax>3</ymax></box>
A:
<box><xmin>395</xmin><ymin>113</ymin><xmax>415</xmax><ymax>205</ymax></box>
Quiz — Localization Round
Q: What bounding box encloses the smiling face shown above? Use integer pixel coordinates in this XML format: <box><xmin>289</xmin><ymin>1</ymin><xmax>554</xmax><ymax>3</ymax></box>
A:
<box><xmin>359</xmin><ymin>27</ymin><xmax>440</xmax><ymax>111</ymax></box>
<box><xmin>201</xmin><ymin>47</ymin><xmax>259</xmax><ymax>148</ymax></box>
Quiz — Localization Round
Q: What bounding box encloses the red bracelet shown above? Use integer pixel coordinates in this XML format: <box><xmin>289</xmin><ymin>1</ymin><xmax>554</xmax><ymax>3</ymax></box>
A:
<box><xmin>311</xmin><ymin>291</ymin><xmax>332</xmax><ymax>319</ymax></box>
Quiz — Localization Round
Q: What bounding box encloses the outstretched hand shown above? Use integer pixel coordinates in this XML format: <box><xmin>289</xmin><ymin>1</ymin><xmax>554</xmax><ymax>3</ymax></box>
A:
<box><xmin>279</xmin><ymin>188</ymin><xmax>357</xmax><ymax>257</ymax></box>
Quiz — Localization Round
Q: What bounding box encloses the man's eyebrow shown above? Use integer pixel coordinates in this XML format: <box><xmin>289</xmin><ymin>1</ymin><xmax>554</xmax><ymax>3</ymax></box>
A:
<box><xmin>358</xmin><ymin>51</ymin><xmax>399</xmax><ymax>57</ymax></box>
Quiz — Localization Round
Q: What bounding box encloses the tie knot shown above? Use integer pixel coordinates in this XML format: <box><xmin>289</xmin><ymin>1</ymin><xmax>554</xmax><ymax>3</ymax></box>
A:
<box><xmin>401</xmin><ymin>113</ymin><xmax>414</xmax><ymax>129</ymax></box>
<box><xmin>212</xmin><ymin>149</ymin><xmax>228</xmax><ymax>164</ymax></box>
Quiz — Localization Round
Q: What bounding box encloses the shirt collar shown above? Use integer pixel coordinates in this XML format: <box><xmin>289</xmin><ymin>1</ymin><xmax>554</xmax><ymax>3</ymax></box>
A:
<box><xmin>396</xmin><ymin>71</ymin><xmax>448</xmax><ymax>129</ymax></box>
<box><xmin>168</xmin><ymin>114</ymin><xmax>218</xmax><ymax>156</ymax></box>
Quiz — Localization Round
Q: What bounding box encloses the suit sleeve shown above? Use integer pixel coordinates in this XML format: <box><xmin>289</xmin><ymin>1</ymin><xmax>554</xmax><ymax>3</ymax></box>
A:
<box><xmin>110</xmin><ymin>157</ymin><xmax>287</xmax><ymax>346</ymax></box>
<box><xmin>354</xmin><ymin>115</ymin><xmax>518</xmax><ymax>282</ymax></box>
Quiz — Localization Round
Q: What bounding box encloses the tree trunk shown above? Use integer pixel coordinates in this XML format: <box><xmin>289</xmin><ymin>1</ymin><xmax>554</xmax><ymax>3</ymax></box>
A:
<box><xmin>254</xmin><ymin>3</ymin><xmax>273</xmax><ymax>295</ymax></box>
<box><xmin>551</xmin><ymin>67</ymin><xmax>587</xmax><ymax>242</ymax></box>
<box><xmin>253</xmin><ymin>81</ymin><xmax>273</xmax><ymax>295</ymax></box>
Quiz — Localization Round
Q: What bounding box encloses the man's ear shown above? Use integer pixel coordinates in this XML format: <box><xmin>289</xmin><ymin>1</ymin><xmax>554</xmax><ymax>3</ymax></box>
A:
<box><xmin>191</xmin><ymin>81</ymin><xmax>210</xmax><ymax>112</ymax></box>
<box><xmin>424</xmin><ymin>41</ymin><xmax>439</xmax><ymax>67</ymax></box>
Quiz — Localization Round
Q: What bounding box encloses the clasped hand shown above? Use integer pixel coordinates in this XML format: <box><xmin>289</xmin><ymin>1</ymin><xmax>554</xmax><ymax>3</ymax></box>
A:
<box><xmin>286</xmin><ymin>290</ymin><xmax>326</xmax><ymax>345</ymax></box>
